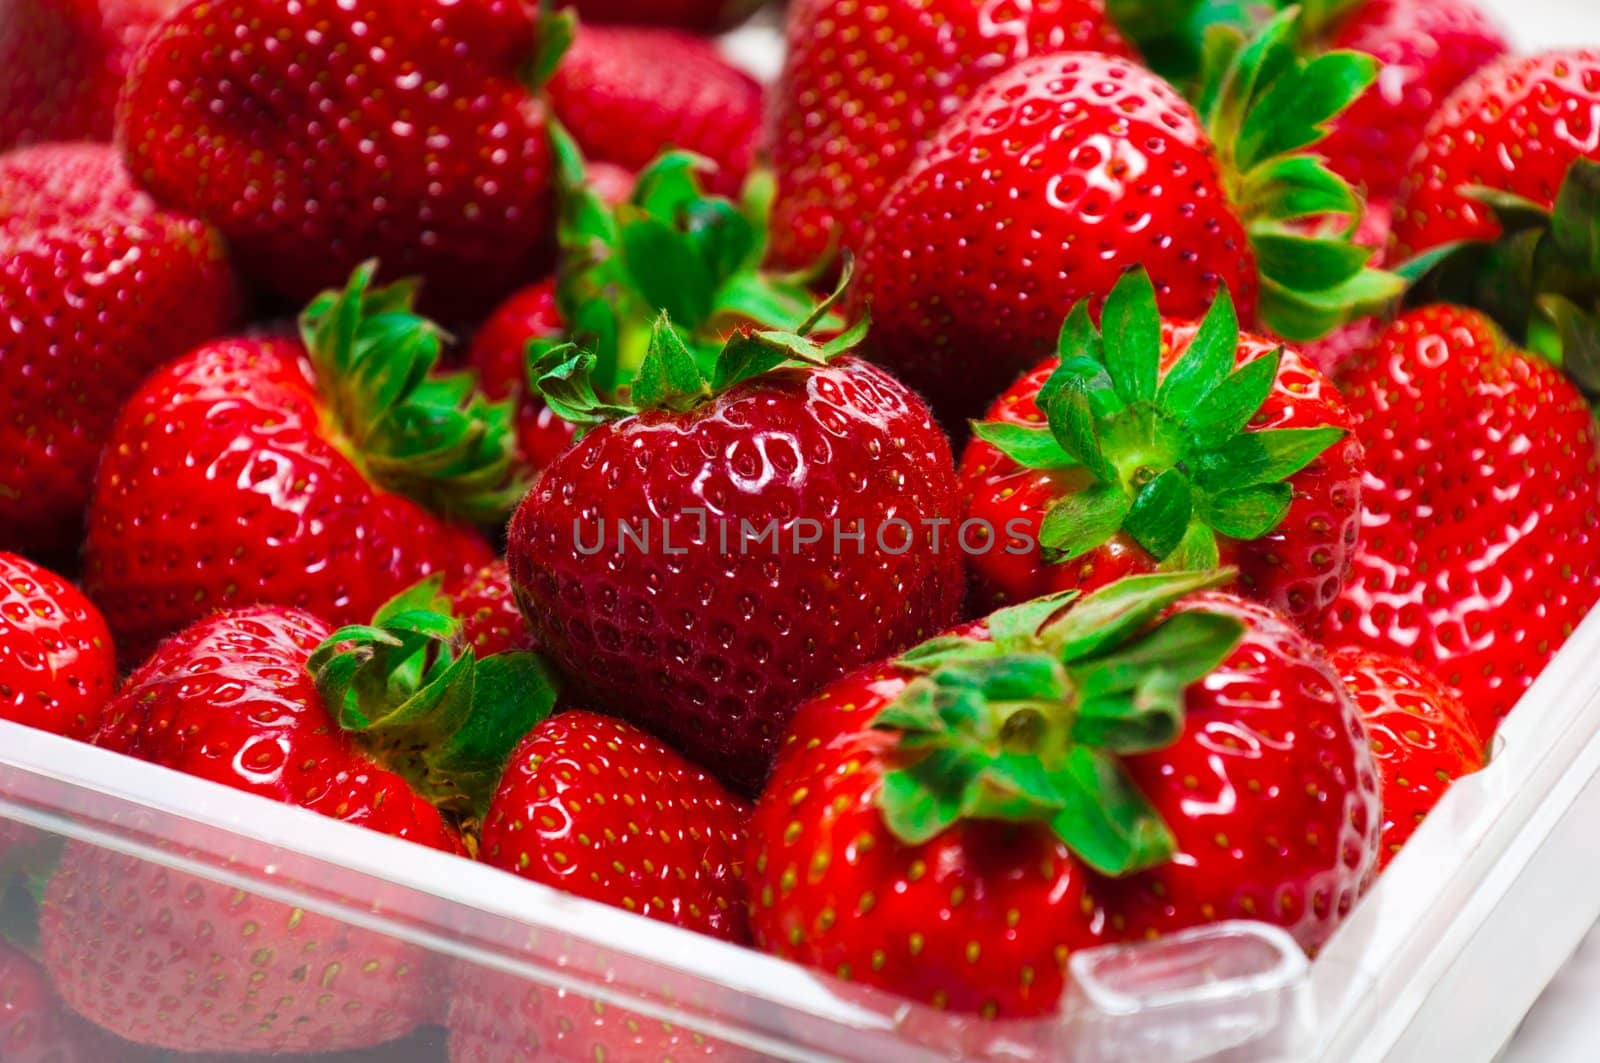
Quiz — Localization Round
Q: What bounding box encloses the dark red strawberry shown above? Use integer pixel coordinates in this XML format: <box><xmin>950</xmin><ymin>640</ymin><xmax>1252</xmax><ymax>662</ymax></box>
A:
<box><xmin>468</xmin><ymin>279</ymin><xmax>580</xmax><ymax>474</ymax></box>
<box><xmin>0</xmin><ymin>142</ymin><xmax>237</xmax><ymax>560</ymax></box>
<box><xmin>45</xmin><ymin>584</ymin><xmax>555</xmax><ymax>1053</ymax></box>
<box><xmin>1</xmin><ymin>552</ymin><xmax>115</xmax><ymax>743</ymax></box>
<box><xmin>548</xmin><ymin>25</ymin><xmax>764</xmax><ymax>198</ymax></box>
<box><xmin>0</xmin><ymin>0</ymin><xmax>176</xmax><ymax>150</ymax></box>
<box><xmin>854</xmin><ymin>15</ymin><xmax>1399</xmax><ymax>422</ymax></box>
<box><xmin>479</xmin><ymin>710</ymin><xmax>748</xmax><ymax>940</ymax></box>
<box><xmin>748</xmin><ymin>573</ymin><xmax>1379</xmax><ymax>1017</ymax></box>
<box><xmin>768</xmin><ymin>0</ymin><xmax>1133</xmax><ymax>273</ymax></box>
<box><xmin>0</xmin><ymin>940</ymin><xmax>135</xmax><ymax>1062</ymax></box>
<box><xmin>83</xmin><ymin>264</ymin><xmax>512</xmax><ymax>665</ymax></box>
<box><xmin>452</xmin><ymin>560</ymin><xmax>538</xmax><ymax>658</ymax></box>
<box><xmin>565</xmin><ymin>0</ymin><xmax>766</xmax><ymax>33</ymax></box>
<box><xmin>116</xmin><ymin>0</ymin><xmax>563</xmax><ymax>320</ymax></box>
<box><xmin>1320</xmin><ymin>307</ymin><xmax>1600</xmax><ymax>735</ymax></box>
<box><xmin>960</xmin><ymin>271</ymin><xmax>1363</xmax><ymax>628</ymax></box>
<box><xmin>1332</xmin><ymin>647</ymin><xmax>1486</xmax><ymax>870</ymax></box>
<box><xmin>1317</xmin><ymin>0</ymin><xmax>1508</xmax><ymax>201</ymax></box>
<box><xmin>508</xmin><ymin>308</ymin><xmax>965</xmax><ymax>793</ymax></box>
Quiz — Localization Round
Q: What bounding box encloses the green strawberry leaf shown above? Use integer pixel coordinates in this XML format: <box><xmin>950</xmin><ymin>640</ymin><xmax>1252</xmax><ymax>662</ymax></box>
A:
<box><xmin>1123</xmin><ymin>469</ymin><xmax>1195</xmax><ymax>560</ymax></box>
<box><xmin>1101</xmin><ymin>269</ymin><xmax>1163</xmax><ymax>404</ymax></box>
<box><xmin>1203</xmin><ymin>482</ymin><xmax>1294</xmax><ymax>539</ymax></box>
<box><xmin>970</xmin><ymin>421</ymin><xmax>1081</xmax><ymax>470</ymax></box>
<box><xmin>1183</xmin><ymin>346</ymin><xmax>1281</xmax><ymax>449</ymax></box>
<box><xmin>1049</xmin><ymin>746</ymin><xmax>1177</xmax><ymax>875</ymax></box>
<box><xmin>1039</xmin><ymin>482</ymin><xmax>1133</xmax><ymax>563</ymax></box>
<box><xmin>632</xmin><ymin>313</ymin><xmax>712</xmax><ymax>411</ymax></box>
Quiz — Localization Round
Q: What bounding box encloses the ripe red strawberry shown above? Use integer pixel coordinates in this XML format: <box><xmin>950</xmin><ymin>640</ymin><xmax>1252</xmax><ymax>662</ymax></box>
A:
<box><xmin>452</xmin><ymin>560</ymin><xmax>538</xmax><ymax>658</ymax></box>
<box><xmin>508</xmin><ymin>312</ymin><xmax>965</xmax><ymax>793</ymax></box>
<box><xmin>1316</xmin><ymin>0</ymin><xmax>1508</xmax><ymax>202</ymax></box>
<box><xmin>45</xmin><ymin>585</ymin><xmax>555</xmax><ymax>1053</ymax></box>
<box><xmin>0</xmin><ymin>0</ymin><xmax>176</xmax><ymax>150</ymax></box>
<box><xmin>83</xmin><ymin>265</ymin><xmax>512</xmax><ymax>665</ymax></box>
<box><xmin>478</xmin><ymin>710</ymin><xmax>749</xmax><ymax>939</ymax></box>
<box><xmin>565</xmin><ymin>0</ymin><xmax>766</xmax><ymax>33</ymax></box>
<box><xmin>548</xmin><ymin>26</ymin><xmax>764</xmax><ymax>198</ymax></box>
<box><xmin>854</xmin><ymin>16</ymin><xmax>1400</xmax><ymax>422</ymax></box>
<box><xmin>748</xmin><ymin>573</ymin><xmax>1379</xmax><ymax>1017</ymax></box>
<box><xmin>1320</xmin><ymin>307</ymin><xmax>1600</xmax><ymax>735</ymax></box>
<box><xmin>117</xmin><ymin>0</ymin><xmax>561</xmax><ymax>321</ymax></box>
<box><xmin>0</xmin><ymin>940</ymin><xmax>136</xmax><ymax>1062</ymax></box>
<box><xmin>0</xmin><ymin>142</ymin><xmax>237</xmax><ymax>559</ymax></box>
<box><xmin>1331</xmin><ymin>647</ymin><xmax>1486</xmax><ymax>870</ymax></box>
<box><xmin>768</xmin><ymin>0</ymin><xmax>1133</xmax><ymax>273</ymax></box>
<box><xmin>468</xmin><ymin>280</ymin><xmax>580</xmax><ymax>475</ymax></box>
<box><xmin>960</xmin><ymin>271</ymin><xmax>1363</xmax><ymax>627</ymax></box>
<box><xmin>1</xmin><ymin>552</ymin><xmax>116</xmax><ymax>743</ymax></box>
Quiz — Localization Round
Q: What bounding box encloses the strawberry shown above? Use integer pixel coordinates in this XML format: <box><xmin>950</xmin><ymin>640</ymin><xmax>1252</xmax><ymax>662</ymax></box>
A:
<box><xmin>467</xmin><ymin>279</ymin><xmax>581</xmax><ymax>474</ymax></box>
<box><xmin>452</xmin><ymin>560</ymin><xmax>538</xmax><ymax>658</ymax></box>
<box><xmin>1320</xmin><ymin>307</ymin><xmax>1600</xmax><ymax>735</ymax></box>
<box><xmin>507</xmin><ymin>305</ymin><xmax>965</xmax><ymax>793</ymax></box>
<box><xmin>767</xmin><ymin>0</ymin><xmax>1133</xmax><ymax>273</ymax></box>
<box><xmin>0</xmin><ymin>141</ymin><xmax>237</xmax><ymax>560</ymax></box>
<box><xmin>1315</xmin><ymin>0</ymin><xmax>1508</xmax><ymax>202</ymax></box>
<box><xmin>747</xmin><ymin>572</ymin><xmax>1379</xmax><ymax>1017</ymax></box>
<box><xmin>45</xmin><ymin>582</ymin><xmax>557</xmax><ymax>1053</ymax></box>
<box><xmin>0</xmin><ymin>552</ymin><xmax>116</xmax><ymax>743</ymax></box>
<box><xmin>854</xmin><ymin>12</ymin><xmax>1400</xmax><ymax>422</ymax></box>
<box><xmin>83</xmin><ymin>264</ymin><xmax>514</xmax><ymax>665</ymax></box>
<box><xmin>0</xmin><ymin>940</ymin><xmax>135</xmax><ymax>1062</ymax></box>
<box><xmin>548</xmin><ymin>25</ymin><xmax>764</xmax><ymax>198</ymax></box>
<box><xmin>0</xmin><ymin>0</ymin><xmax>176</xmax><ymax>150</ymax></box>
<box><xmin>564</xmin><ymin>0</ymin><xmax>766</xmax><ymax>33</ymax></box>
<box><xmin>116</xmin><ymin>0</ymin><xmax>564</xmax><ymax>321</ymax></box>
<box><xmin>960</xmin><ymin>271</ymin><xmax>1363</xmax><ymax>628</ymax></box>
<box><xmin>1331</xmin><ymin>647</ymin><xmax>1486</xmax><ymax>870</ymax></box>
<box><xmin>478</xmin><ymin>710</ymin><xmax>749</xmax><ymax>939</ymax></box>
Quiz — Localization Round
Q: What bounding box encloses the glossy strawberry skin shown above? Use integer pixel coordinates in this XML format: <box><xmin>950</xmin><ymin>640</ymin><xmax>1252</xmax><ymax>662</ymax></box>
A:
<box><xmin>769</xmin><ymin>0</ymin><xmax>1132</xmax><ymax>272</ymax></box>
<box><xmin>0</xmin><ymin>0</ymin><xmax>176</xmax><ymax>150</ymax></box>
<box><xmin>1390</xmin><ymin>50</ymin><xmax>1600</xmax><ymax>262</ymax></box>
<box><xmin>0</xmin><ymin>552</ymin><xmax>116</xmax><ymax>742</ymax></box>
<box><xmin>856</xmin><ymin>53</ymin><xmax>1257</xmax><ymax>423</ymax></box>
<box><xmin>0</xmin><ymin>142</ymin><xmax>238</xmax><ymax>559</ymax></box>
<box><xmin>1331</xmin><ymin>647</ymin><xmax>1486</xmax><ymax>870</ymax></box>
<box><xmin>467</xmin><ymin>280</ymin><xmax>579</xmax><ymax>474</ymax></box>
<box><xmin>548</xmin><ymin>26</ymin><xmax>764</xmax><ymax>198</ymax></box>
<box><xmin>507</xmin><ymin>357</ymin><xmax>965</xmax><ymax>793</ymax></box>
<box><xmin>452</xmin><ymin>560</ymin><xmax>538</xmax><ymax>658</ymax></box>
<box><xmin>83</xmin><ymin>336</ymin><xmax>493</xmax><ymax>666</ymax></box>
<box><xmin>749</xmin><ymin>593</ymin><xmax>1378</xmax><ymax>1016</ymax></box>
<box><xmin>960</xmin><ymin>325</ymin><xmax>1363</xmax><ymax>626</ymax></box>
<box><xmin>1320</xmin><ymin>307</ymin><xmax>1600</xmax><ymax>735</ymax></box>
<box><xmin>565</xmin><ymin>0</ymin><xmax>766</xmax><ymax>33</ymax></box>
<box><xmin>117</xmin><ymin>0</ymin><xmax>555</xmax><ymax>321</ymax></box>
<box><xmin>479</xmin><ymin>710</ymin><xmax>749</xmax><ymax>941</ymax></box>
<box><xmin>1318</xmin><ymin>0</ymin><xmax>1508</xmax><ymax>202</ymax></box>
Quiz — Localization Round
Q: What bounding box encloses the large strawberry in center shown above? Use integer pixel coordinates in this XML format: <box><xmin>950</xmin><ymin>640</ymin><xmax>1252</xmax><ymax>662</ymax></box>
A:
<box><xmin>116</xmin><ymin>0</ymin><xmax>562</xmax><ymax>320</ymax></box>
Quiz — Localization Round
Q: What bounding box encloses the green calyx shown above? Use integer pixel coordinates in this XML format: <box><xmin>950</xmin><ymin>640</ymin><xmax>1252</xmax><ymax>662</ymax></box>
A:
<box><xmin>549</xmin><ymin>123</ymin><xmax>839</xmax><ymax>400</ymax></box>
<box><xmin>308</xmin><ymin>577</ymin><xmax>561</xmax><ymax>820</ymax></box>
<box><xmin>1401</xmin><ymin>159</ymin><xmax>1600</xmax><ymax>405</ymax></box>
<box><xmin>523</xmin><ymin>5</ymin><xmax>577</xmax><ymax>92</ymax></box>
<box><xmin>300</xmin><ymin>263</ymin><xmax>524</xmax><ymax>524</ymax></box>
<box><xmin>974</xmin><ymin>268</ymin><xmax>1344</xmax><ymax>570</ymax></box>
<box><xmin>874</xmin><ymin>570</ymin><xmax>1247</xmax><ymax>876</ymax></box>
<box><xmin>534</xmin><ymin>257</ymin><xmax>870</xmax><ymax>426</ymax></box>
<box><xmin>1199</xmin><ymin>7</ymin><xmax>1403</xmax><ymax>341</ymax></box>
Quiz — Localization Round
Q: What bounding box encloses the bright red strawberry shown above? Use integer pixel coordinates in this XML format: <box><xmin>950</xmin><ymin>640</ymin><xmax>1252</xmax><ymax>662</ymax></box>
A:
<box><xmin>548</xmin><ymin>26</ymin><xmax>764</xmax><ymax>198</ymax></box>
<box><xmin>856</xmin><ymin>17</ymin><xmax>1401</xmax><ymax>423</ymax></box>
<box><xmin>960</xmin><ymin>272</ymin><xmax>1363</xmax><ymax>628</ymax></box>
<box><xmin>45</xmin><ymin>586</ymin><xmax>555</xmax><ymax>1054</ymax></box>
<box><xmin>83</xmin><ymin>265</ymin><xmax>511</xmax><ymax>665</ymax></box>
<box><xmin>452</xmin><ymin>560</ymin><xmax>538</xmax><ymax>658</ymax></box>
<box><xmin>1331</xmin><ymin>647</ymin><xmax>1486</xmax><ymax>870</ymax></box>
<box><xmin>468</xmin><ymin>280</ymin><xmax>580</xmax><ymax>474</ymax></box>
<box><xmin>0</xmin><ymin>940</ymin><xmax>136</xmax><ymax>1062</ymax></box>
<box><xmin>748</xmin><ymin>573</ymin><xmax>1380</xmax><ymax>1017</ymax></box>
<box><xmin>1</xmin><ymin>552</ymin><xmax>116</xmax><ymax>743</ymax></box>
<box><xmin>1320</xmin><ymin>307</ymin><xmax>1600</xmax><ymax>735</ymax></box>
<box><xmin>508</xmin><ymin>313</ymin><xmax>965</xmax><ymax>793</ymax></box>
<box><xmin>768</xmin><ymin>0</ymin><xmax>1133</xmax><ymax>273</ymax></box>
<box><xmin>1390</xmin><ymin>50</ymin><xmax>1600</xmax><ymax>262</ymax></box>
<box><xmin>117</xmin><ymin>0</ymin><xmax>561</xmax><ymax>321</ymax></box>
<box><xmin>479</xmin><ymin>710</ymin><xmax>749</xmax><ymax>939</ymax></box>
<box><xmin>565</xmin><ymin>0</ymin><xmax>766</xmax><ymax>33</ymax></box>
<box><xmin>0</xmin><ymin>0</ymin><xmax>176</xmax><ymax>150</ymax></box>
<box><xmin>1317</xmin><ymin>0</ymin><xmax>1508</xmax><ymax>201</ymax></box>
<box><xmin>0</xmin><ymin>142</ymin><xmax>237</xmax><ymax>559</ymax></box>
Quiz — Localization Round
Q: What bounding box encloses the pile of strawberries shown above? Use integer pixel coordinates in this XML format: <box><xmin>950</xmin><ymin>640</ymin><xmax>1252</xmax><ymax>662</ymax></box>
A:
<box><xmin>1</xmin><ymin>0</ymin><xmax>1597</xmax><ymax>1058</ymax></box>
